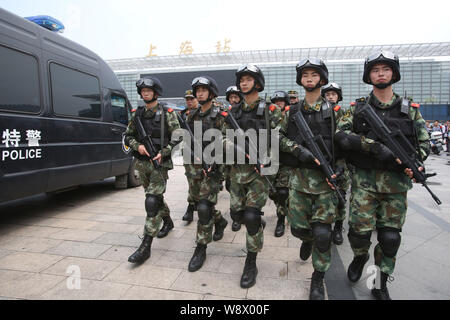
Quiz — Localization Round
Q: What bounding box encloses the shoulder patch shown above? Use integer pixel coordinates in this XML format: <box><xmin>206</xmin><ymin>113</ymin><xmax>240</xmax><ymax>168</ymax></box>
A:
<box><xmin>131</xmin><ymin>108</ymin><xmax>137</xmax><ymax>113</ymax></box>
<box><xmin>350</xmin><ymin>102</ymin><xmax>356</xmax><ymax>107</ymax></box>
<box><xmin>167</xmin><ymin>108</ymin><xmax>174</xmax><ymax>113</ymax></box>
<box><xmin>411</xmin><ymin>103</ymin><xmax>420</xmax><ymax>108</ymax></box>
<box><xmin>285</xmin><ymin>106</ymin><xmax>290</xmax><ymax>112</ymax></box>
<box><xmin>269</xmin><ymin>104</ymin><xmax>276</xmax><ymax>112</ymax></box>
<box><xmin>334</xmin><ymin>105</ymin><xmax>341</xmax><ymax>112</ymax></box>
<box><xmin>221</xmin><ymin>112</ymin><xmax>228</xmax><ymax>117</ymax></box>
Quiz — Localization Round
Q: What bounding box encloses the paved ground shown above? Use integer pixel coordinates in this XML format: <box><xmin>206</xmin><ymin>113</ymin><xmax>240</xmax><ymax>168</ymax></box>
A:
<box><xmin>0</xmin><ymin>152</ymin><xmax>449</xmax><ymax>300</ymax></box>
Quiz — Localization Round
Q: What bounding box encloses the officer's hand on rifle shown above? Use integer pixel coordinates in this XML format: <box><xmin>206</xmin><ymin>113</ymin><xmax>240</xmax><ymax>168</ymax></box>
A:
<box><xmin>405</xmin><ymin>166</ymin><xmax>424</xmax><ymax>182</ymax></box>
<box><xmin>326</xmin><ymin>175</ymin><xmax>338</xmax><ymax>190</ymax></box>
<box><xmin>370</xmin><ymin>142</ymin><xmax>401</xmax><ymax>164</ymax></box>
<box><xmin>293</xmin><ymin>145</ymin><xmax>320</xmax><ymax>166</ymax></box>
<box><xmin>138</xmin><ymin>144</ymin><xmax>150</xmax><ymax>157</ymax></box>
<box><xmin>153</xmin><ymin>153</ymin><xmax>162</xmax><ymax>164</ymax></box>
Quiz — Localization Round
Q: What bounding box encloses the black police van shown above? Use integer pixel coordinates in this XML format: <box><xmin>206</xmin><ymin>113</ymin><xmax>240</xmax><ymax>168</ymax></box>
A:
<box><xmin>0</xmin><ymin>8</ymin><xmax>140</xmax><ymax>203</ymax></box>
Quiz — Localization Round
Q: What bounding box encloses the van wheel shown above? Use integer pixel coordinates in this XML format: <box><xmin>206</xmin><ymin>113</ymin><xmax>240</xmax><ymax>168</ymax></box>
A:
<box><xmin>127</xmin><ymin>158</ymin><xmax>141</xmax><ymax>187</ymax></box>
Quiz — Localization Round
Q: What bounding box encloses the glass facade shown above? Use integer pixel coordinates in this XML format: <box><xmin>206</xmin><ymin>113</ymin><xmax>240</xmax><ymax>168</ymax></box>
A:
<box><xmin>110</xmin><ymin>46</ymin><xmax>450</xmax><ymax>120</ymax></box>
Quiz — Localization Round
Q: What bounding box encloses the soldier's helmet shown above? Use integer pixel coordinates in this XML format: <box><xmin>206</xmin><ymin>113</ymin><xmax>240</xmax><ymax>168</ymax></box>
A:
<box><xmin>271</xmin><ymin>91</ymin><xmax>290</xmax><ymax>105</ymax></box>
<box><xmin>191</xmin><ymin>76</ymin><xmax>219</xmax><ymax>98</ymax></box>
<box><xmin>363</xmin><ymin>51</ymin><xmax>401</xmax><ymax>85</ymax></box>
<box><xmin>296</xmin><ymin>58</ymin><xmax>329</xmax><ymax>86</ymax></box>
<box><xmin>321</xmin><ymin>82</ymin><xmax>343</xmax><ymax>102</ymax></box>
<box><xmin>184</xmin><ymin>89</ymin><xmax>195</xmax><ymax>99</ymax></box>
<box><xmin>136</xmin><ymin>77</ymin><xmax>163</xmax><ymax>96</ymax></box>
<box><xmin>225</xmin><ymin>86</ymin><xmax>243</xmax><ymax>102</ymax></box>
<box><xmin>236</xmin><ymin>64</ymin><xmax>265</xmax><ymax>92</ymax></box>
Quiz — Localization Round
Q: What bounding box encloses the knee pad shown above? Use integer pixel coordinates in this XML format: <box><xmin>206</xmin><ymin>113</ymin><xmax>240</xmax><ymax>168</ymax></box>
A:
<box><xmin>276</xmin><ymin>187</ymin><xmax>289</xmax><ymax>206</ymax></box>
<box><xmin>377</xmin><ymin>227</ymin><xmax>401</xmax><ymax>258</ymax></box>
<box><xmin>197</xmin><ymin>200</ymin><xmax>213</xmax><ymax>225</ymax></box>
<box><xmin>348</xmin><ymin>228</ymin><xmax>372</xmax><ymax>249</ymax></box>
<box><xmin>291</xmin><ymin>227</ymin><xmax>311</xmax><ymax>240</ymax></box>
<box><xmin>311</xmin><ymin>222</ymin><xmax>332</xmax><ymax>253</ymax></box>
<box><xmin>243</xmin><ymin>207</ymin><xmax>262</xmax><ymax>236</ymax></box>
<box><xmin>230</xmin><ymin>210</ymin><xmax>244</xmax><ymax>224</ymax></box>
<box><xmin>145</xmin><ymin>194</ymin><xmax>162</xmax><ymax>218</ymax></box>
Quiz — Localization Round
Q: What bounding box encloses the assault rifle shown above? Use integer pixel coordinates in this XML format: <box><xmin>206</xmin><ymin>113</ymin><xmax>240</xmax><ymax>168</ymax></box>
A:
<box><xmin>222</xmin><ymin>109</ymin><xmax>277</xmax><ymax>194</ymax></box>
<box><xmin>134</xmin><ymin>114</ymin><xmax>162</xmax><ymax>170</ymax></box>
<box><xmin>358</xmin><ymin>103</ymin><xmax>442</xmax><ymax>205</ymax></box>
<box><xmin>175</xmin><ymin>111</ymin><xmax>213</xmax><ymax>176</ymax></box>
<box><xmin>291</xmin><ymin>111</ymin><xmax>346</xmax><ymax>204</ymax></box>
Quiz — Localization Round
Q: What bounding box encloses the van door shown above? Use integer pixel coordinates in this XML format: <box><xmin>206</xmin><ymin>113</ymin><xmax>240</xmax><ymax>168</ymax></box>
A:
<box><xmin>0</xmin><ymin>44</ymin><xmax>48</xmax><ymax>202</ymax></box>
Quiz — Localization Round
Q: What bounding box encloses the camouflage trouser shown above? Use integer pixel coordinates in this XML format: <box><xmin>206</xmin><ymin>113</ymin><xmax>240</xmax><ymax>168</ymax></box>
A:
<box><xmin>336</xmin><ymin>167</ymin><xmax>351</xmax><ymax>222</ymax></box>
<box><xmin>288</xmin><ymin>189</ymin><xmax>337</xmax><ymax>272</ymax></box>
<box><xmin>230</xmin><ymin>176</ymin><xmax>270</xmax><ymax>253</ymax></box>
<box><xmin>136</xmin><ymin>160</ymin><xmax>170</xmax><ymax>238</ymax></box>
<box><xmin>185</xmin><ymin>174</ymin><xmax>196</xmax><ymax>206</ymax></box>
<box><xmin>272</xmin><ymin>166</ymin><xmax>292</xmax><ymax>218</ymax></box>
<box><xmin>349</xmin><ymin>187</ymin><xmax>407</xmax><ymax>275</ymax></box>
<box><xmin>187</xmin><ymin>171</ymin><xmax>223</xmax><ymax>245</ymax></box>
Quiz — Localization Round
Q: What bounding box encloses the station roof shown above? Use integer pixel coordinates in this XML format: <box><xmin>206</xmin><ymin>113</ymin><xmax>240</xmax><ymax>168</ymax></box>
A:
<box><xmin>106</xmin><ymin>42</ymin><xmax>450</xmax><ymax>73</ymax></box>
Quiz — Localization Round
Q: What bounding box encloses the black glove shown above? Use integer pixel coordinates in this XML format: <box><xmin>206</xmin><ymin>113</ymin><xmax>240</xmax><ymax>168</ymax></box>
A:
<box><xmin>335</xmin><ymin>132</ymin><xmax>363</xmax><ymax>152</ymax></box>
<box><xmin>293</xmin><ymin>146</ymin><xmax>316</xmax><ymax>164</ymax></box>
<box><xmin>370</xmin><ymin>142</ymin><xmax>396</xmax><ymax>163</ymax></box>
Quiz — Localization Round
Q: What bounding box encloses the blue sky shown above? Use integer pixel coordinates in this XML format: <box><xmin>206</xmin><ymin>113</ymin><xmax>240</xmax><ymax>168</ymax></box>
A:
<box><xmin>1</xmin><ymin>0</ymin><xmax>449</xmax><ymax>60</ymax></box>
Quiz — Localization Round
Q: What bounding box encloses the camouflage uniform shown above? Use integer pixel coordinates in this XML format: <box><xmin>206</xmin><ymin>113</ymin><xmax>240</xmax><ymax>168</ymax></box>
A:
<box><xmin>223</xmin><ymin>97</ymin><xmax>283</xmax><ymax>253</ymax></box>
<box><xmin>280</xmin><ymin>98</ymin><xmax>343</xmax><ymax>273</ymax></box>
<box><xmin>336</xmin><ymin>92</ymin><xmax>429</xmax><ymax>275</ymax></box>
<box><xmin>184</xmin><ymin>106</ymin><xmax>227</xmax><ymax>245</ymax></box>
<box><xmin>124</xmin><ymin>104</ymin><xmax>180</xmax><ymax>238</ymax></box>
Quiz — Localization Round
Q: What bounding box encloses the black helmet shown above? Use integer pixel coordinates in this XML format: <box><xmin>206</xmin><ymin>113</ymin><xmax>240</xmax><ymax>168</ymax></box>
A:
<box><xmin>226</xmin><ymin>86</ymin><xmax>243</xmax><ymax>102</ymax></box>
<box><xmin>191</xmin><ymin>76</ymin><xmax>219</xmax><ymax>99</ymax></box>
<box><xmin>136</xmin><ymin>77</ymin><xmax>163</xmax><ymax>96</ymax></box>
<box><xmin>271</xmin><ymin>91</ymin><xmax>290</xmax><ymax>105</ymax></box>
<box><xmin>321</xmin><ymin>82</ymin><xmax>343</xmax><ymax>102</ymax></box>
<box><xmin>296</xmin><ymin>58</ymin><xmax>329</xmax><ymax>87</ymax></box>
<box><xmin>363</xmin><ymin>51</ymin><xmax>401</xmax><ymax>85</ymax></box>
<box><xmin>236</xmin><ymin>64</ymin><xmax>265</xmax><ymax>92</ymax></box>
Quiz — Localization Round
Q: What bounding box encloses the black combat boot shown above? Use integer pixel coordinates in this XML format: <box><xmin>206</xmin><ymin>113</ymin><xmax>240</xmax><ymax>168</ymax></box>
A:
<box><xmin>232</xmin><ymin>221</ymin><xmax>241</xmax><ymax>232</ymax></box>
<box><xmin>309</xmin><ymin>270</ymin><xmax>326</xmax><ymax>300</ymax></box>
<box><xmin>213</xmin><ymin>217</ymin><xmax>228</xmax><ymax>241</ymax></box>
<box><xmin>347</xmin><ymin>254</ymin><xmax>370</xmax><ymax>282</ymax></box>
<box><xmin>240</xmin><ymin>252</ymin><xmax>258</xmax><ymax>288</ymax></box>
<box><xmin>300</xmin><ymin>241</ymin><xmax>313</xmax><ymax>261</ymax></box>
<box><xmin>188</xmin><ymin>243</ymin><xmax>207</xmax><ymax>272</ymax></box>
<box><xmin>157</xmin><ymin>216</ymin><xmax>174</xmax><ymax>238</ymax></box>
<box><xmin>128</xmin><ymin>235</ymin><xmax>153</xmax><ymax>264</ymax></box>
<box><xmin>274</xmin><ymin>214</ymin><xmax>285</xmax><ymax>238</ymax></box>
<box><xmin>182</xmin><ymin>204</ymin><xmax>194</xmax><ymax>223</ymax></box>
<box><xmin>332</xmin><ymin>220</ymin><xmax>344</xmax><ymax>245</ymax></box>
<box><xmin>372</xmin><ymin>272</ymin><xmax>392</xmax><ymax>300</ymax></box>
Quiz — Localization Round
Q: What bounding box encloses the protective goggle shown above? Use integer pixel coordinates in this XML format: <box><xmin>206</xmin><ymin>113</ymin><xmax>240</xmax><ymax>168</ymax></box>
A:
<box><xmin>296</xmin><ymin>58</ymin><xmax>323</xmax><ymax>69</ymax></box>
<box><xmin>237</xmin><ymin>64</ymin><xmax>260</xmax><ymax>73</ymax></box>
<box><xmin>192</xmin><ymin>77</ymin><xmax>211</xmax><ymax>86</ymax></box>
<box><xmin>322</xmin><ymin>82</ymin><xmax>341</xmax><ymax>90</ymax></box>
<box><xmin>366</xmin><ymin>51</ymin><xmax>397</xmax><ymax>63</ymax></box>
<box><xmin>136</xmin><ymin>78</ymin><xmax>156</xmax><ymax>87</ymax></box>
<box><xmin>226</xmin><ymin>86</ymin><xmax>239</xmax><ymax>93</ymax></box>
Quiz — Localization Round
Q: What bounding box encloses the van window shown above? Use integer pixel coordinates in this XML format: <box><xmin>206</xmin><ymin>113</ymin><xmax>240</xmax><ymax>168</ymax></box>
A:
<box><xmin>111</xmin><ymin>94</ymin><xmax>129</xmax><ymax>125</ymax></box>
<box><xmin>0</xmin><ymin>45</ymin><xmax>41</xmax><ymax>113</ymax></box>
<box><xmin>50</xmin><ymin>63</ymin><xmax>101</xmax><ymax>119</ymax></box>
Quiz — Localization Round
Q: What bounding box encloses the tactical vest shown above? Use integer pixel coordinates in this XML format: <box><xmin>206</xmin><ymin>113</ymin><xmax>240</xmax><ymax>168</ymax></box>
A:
<box><xmin>187</xmin><ymin>105</ymin><xmax>221</xmax><ymax>151</ymax></box>
<box><xmin>348</xmin><ymin>96</ymin><xmax>417</xmax><ymax>170</ymax></box>
<box><xmin>133</xmin><ymin>105</ymin><xmax>170</xmax><ymax>161</ymax></box>
<box><xmin>280</xmin><ymin>99</ymin><xmax>335</xmax><ymax>169</ymax></box>
<box><xmin>230</xmin><ymin>99</ymin><xmax>270</xmax><ymax>163</ymax></box>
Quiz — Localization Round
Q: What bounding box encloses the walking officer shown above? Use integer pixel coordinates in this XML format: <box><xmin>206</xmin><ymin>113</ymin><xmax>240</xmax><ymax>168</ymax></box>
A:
<box><xmin>125</xmin><ymin>77</ymin><xmax>181</xmax><ymax>264</ymax></box>
<box><xmin>335</xmin><ymin>51</ymin><xmax>430</xmax><ymax>299</ymax></box>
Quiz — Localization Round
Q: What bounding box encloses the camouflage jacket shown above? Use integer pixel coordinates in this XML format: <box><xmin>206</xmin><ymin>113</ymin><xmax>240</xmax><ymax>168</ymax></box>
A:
<box><xmin>222</xmin><ymin>97</ymin><xmax>283</xmax><ymax>184</ymax></box>
<box><xmin>336</xmin><ymin>92</ymin><xmax>430</xmax><ymax>193</ymax></box>
<box><xmin>279</xmin><ymin>98</ymin><xmax>346</xmax><ymax>194</ymax></box>
<box><xmin>124</xmin><ymin>103</ymin><xmax>181</xmax><ymax>169</ymax></box>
